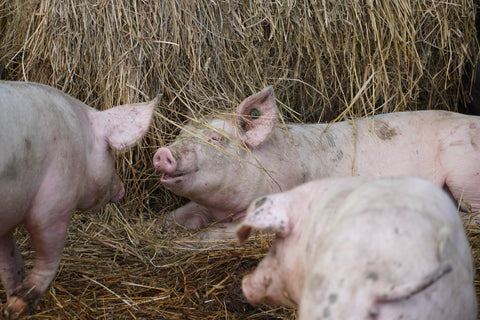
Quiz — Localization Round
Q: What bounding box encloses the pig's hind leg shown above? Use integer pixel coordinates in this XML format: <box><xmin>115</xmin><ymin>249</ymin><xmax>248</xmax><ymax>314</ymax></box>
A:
<box><xmin>0</xmin><ymin>233</ymin><xmax>25</xmax><ymax>297</ymax></box>
<box><xmin>442</xmin><ymin>127</ymin><xmax>480</xmax><ymax>216</ymax></box>
<box><xmin>444</xmin><ymin>173</ymin><xmax>480</xmax><ymax>218</ymax></box>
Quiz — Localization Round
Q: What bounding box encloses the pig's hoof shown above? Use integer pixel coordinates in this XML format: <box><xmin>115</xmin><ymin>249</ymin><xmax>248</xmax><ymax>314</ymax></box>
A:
<box><xmin>164</xmin><ymin>209</ymin><xmax>209</xmax><ymax>229</ymax></box>
<box><xmin>163</xmin><ymin>211</ymin><xmax>182</xmax><ymax>227</ymax></box>
<box><xmin>4</xmin><ymin>296</ymin><xmax>29</xmax><ymax>319</ymax></box>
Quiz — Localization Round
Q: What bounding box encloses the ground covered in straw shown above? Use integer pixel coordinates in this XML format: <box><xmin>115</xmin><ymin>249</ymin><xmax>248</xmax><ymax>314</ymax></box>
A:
<box><xmin>1</xmin><ymin>204</ymin><xmax>480</xmax><ymax>319</ymax></box>
<box><xmin>2</xmin><ymin>206</ymin><xmax>296</xmax><ymax>320</ymax></box>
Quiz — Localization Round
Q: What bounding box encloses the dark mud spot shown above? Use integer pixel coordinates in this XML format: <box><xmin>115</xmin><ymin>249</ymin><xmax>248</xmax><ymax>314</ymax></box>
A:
<box><xmin>375</xmin><ymin>122</ymin><xmax>398</xmax><ymax>141</ymax></box>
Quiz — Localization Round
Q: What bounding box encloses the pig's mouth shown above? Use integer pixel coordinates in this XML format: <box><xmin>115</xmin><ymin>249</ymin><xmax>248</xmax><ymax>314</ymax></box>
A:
<box><xmin>160</xmin><ymin>171</ymin><xmax>188</xmax><ymax>185</ymax></box>
<box><xmin>159</xmin><ymin>162</ymin><xmax>199</xmax><ymax>188</ymax></box>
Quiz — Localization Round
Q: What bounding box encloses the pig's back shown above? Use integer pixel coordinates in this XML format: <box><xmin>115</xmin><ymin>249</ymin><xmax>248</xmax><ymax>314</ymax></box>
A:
<box><xmin>300</xmin><ymin>177</ymin><xmax>476</xmax><ymax>320</ymax></box>
<box><xmin>322</xmin><ymin>110</ymin><xmax>478</xmax><ymax>184</ymax></box>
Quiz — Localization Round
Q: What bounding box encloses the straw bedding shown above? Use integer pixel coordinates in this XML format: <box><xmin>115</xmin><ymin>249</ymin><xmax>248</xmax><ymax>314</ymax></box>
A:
<box><xmin>0</xmin><ymin>0</ymin><xmax>479</xmax><ymax>319</ymax></box>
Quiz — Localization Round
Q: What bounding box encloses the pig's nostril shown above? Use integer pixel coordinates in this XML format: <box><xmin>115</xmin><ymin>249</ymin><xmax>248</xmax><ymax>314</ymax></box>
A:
<box><xmin>154</xmin><ymin>154</ymin><xmax>166</xmax><ymax>170</ymax></box>
<box><xmin>153</xmin><ymin>154</ymin><xmax>161</xmax><ymax>167</ymax></box>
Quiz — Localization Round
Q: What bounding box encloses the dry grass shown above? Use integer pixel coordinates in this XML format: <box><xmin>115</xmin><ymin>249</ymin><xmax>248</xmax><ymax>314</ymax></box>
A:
<box><xmin>5</xmin><ymin>210</ymin><xmax>295</xmax><ymax>319</ymax></box>
<box><xmin>1</xmin><ymin>0</ymin><xmax>480</xmax><ymax>319</ymax></box>
<box><xmin>4</xmin><ymin>214</ymin><xmax>293</xmax><ymax>319</ymax></box>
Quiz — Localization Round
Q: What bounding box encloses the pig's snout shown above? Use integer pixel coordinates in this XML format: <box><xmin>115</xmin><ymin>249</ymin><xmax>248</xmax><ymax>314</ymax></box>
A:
<box><xmin>242</xmin><ymin>274</ymin><xmax>268</xmax><ymax>305</ymax></box>
<box><xmin>153</xmin><ymin>147</ymin><xmax>177</xmax><ymax>173</ymax></box>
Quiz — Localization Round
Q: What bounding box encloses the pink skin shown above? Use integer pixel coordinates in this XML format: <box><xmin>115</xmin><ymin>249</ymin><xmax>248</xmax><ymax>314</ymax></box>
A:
<box><xmin>237</xmin><ymin>177</ymin><xmax>477</xmax><ymax>320</ymax></box>
<box><xmin>153</xmin><ymin>86</ymin><xmax>480</xmax><ymax>237</ymax></box>
<box><xmin>0</xmin><ymin>81</ymin><xmax>155</xmax><ymax>319</ymax></box>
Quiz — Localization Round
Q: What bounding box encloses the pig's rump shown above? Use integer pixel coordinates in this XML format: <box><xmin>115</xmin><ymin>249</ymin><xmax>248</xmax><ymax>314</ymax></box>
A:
<box><xmin>298</xmin><ymin>181</ymin><xmax>476</xmax><ymax>320</ymax></box>
<box><xmin>342</xmin><ymin>111</ymin><xmax>480</xmax><ymax>213</ymax></box>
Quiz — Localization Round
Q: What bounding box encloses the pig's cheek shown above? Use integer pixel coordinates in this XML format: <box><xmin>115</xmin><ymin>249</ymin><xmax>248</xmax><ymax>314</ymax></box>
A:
<box><xmin>83</xmin><ymin>172</ymin><xmax>124</xmax><ymax>210</ymax></box>
<box><xmin>110</xmin><ymin>180</ymin><xmax>125</xmax><ymax>202</ymax></box>
<box><xmin>105</xmin><ymin>173</ymin><xmax>125</xmax><ymax>203</ymax></box>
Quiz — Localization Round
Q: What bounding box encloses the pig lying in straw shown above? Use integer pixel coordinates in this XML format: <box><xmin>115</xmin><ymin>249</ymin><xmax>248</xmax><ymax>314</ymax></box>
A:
<box><xmin>153</xmin><ymin>86</ymin><xmax>480</xmax><ymax>236</ymax></box>
<box><xmin>0</xmin><ymin>81</ymin><xmax>155</xmax><ymax>318</ymax></box>
<box><xmin>237</xmin><ymin>177</ymin><xmax>477</xmax><ymax>320</ymax></box>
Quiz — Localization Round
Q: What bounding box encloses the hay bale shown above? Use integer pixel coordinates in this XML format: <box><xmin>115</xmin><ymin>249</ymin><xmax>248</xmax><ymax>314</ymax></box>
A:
<box><xmin>1</xmin><ymin>0</ymin><xmax>477</xmax><ymax>115</ymax></box>
<box><xmin>0</xmin><ymin>0</ymin><xmax>479</xmax><ymax>319</ymax></box>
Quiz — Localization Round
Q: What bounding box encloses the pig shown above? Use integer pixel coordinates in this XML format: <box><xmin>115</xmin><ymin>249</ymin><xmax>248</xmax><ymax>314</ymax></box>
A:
<box><xmin>153</xmin><ymin>86</ymin><xmax>480</xmax><ymax>236</ymax></box>
<box><xmin>237</xmin><ymin>177</ymin><xmax>477</xmax><ymax>320</ymax></box>
<box><xmin>0</xmin><ymin>81</ymin><xmax>155</xmax><ymax>318</ymax></box>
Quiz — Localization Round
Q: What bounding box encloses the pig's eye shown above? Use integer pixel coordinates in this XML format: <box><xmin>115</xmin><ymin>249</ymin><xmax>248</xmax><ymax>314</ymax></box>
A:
<box><xmin>209</xmin><ymin>135</ymin><xmax>224</xmax><ymax>144</ymax></box>
<box><xmin>250</xmin><ymin>108</ymin><xmax>261</xmax><ymax>119</ymax></box>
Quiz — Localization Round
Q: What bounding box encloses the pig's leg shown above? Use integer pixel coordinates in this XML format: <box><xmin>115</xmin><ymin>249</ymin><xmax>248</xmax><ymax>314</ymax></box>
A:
<box><xmin>441</xmin><ymin>129</ymin><xmax>480</xmax><ymax>213</ymax></box>
<box><xmin>4</xmin><ymin>216</ymin><xmax>69</xmax><ymax>318</ymax></box>
<box><xmin>167</xmin><ymin>202</ymin><xmax>211</xmax><ymax>229</ymax></box>
<box><xmin>445</xmin><ymin>177</ymin><xmax>480</xmax><ymax>217</ymax></box>
<box><xmin>0</xmin><ymin>233</ymin><xmax>25</xmax><ymax>296</ymax></box>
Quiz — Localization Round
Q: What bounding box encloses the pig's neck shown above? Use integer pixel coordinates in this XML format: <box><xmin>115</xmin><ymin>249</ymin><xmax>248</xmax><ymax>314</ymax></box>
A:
<box><xmin>254</xmin><ymin>123</ymin><xmax>345</xmax><ymax>190</ymax></box>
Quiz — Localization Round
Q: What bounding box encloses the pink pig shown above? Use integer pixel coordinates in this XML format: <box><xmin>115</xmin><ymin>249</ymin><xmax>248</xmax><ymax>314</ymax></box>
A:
<box><xmin>0</xmin><ymin>81</ymin><xmax>155</xmax><ymax>318</ymax></box>
<box><xmin>153</xmin><ymin>86</ymin><xmax>480</xmax><ymax>235</ymax></box>
<box><xmin>237</xmin><ymin>177</ymin><xmax>477</xmax><ymax>320</ymax></box>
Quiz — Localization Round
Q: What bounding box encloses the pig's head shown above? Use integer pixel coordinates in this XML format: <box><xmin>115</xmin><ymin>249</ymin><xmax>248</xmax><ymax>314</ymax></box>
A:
<box><xmin>236</xmin><ymin>190</ymin><xmax>310</xmax><ymax>307</ymax></box>
<box><xmin>153</xmin><ymin>87</ymin><xmax>278</xmax><ymax>206</ymax></box>
<box><xmin>78</xmin><ymin>98</ymin><xmax>156</xmax><ymax>210</ymax></box>
<box><xmin>237</xmin><ymin>178</ymin><xmax>366</xmax><ymax>308</ymax></box>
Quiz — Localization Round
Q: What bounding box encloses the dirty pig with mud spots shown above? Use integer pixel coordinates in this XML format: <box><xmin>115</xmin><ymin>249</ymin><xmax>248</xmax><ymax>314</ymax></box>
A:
<box><xmin>237</xmin><ymin>177</ymin><xmax>477</xmax><ymax>320</ymax></box>
<box><xmin>153</xmin><ymin>86</ymin><xmax>480</xmax><ymax>238</ymax></box>
<box><xmin>0</xmin><ymin>81</ymin><xmax>155</xmax><ymax>319</ymax></box>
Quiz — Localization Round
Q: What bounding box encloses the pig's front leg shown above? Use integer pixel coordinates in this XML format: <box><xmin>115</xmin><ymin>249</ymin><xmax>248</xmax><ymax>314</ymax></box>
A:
<box><xmin>0</xmin><ymin>234</ymin><xmax>25</xmax><ymax>297</ymax></box>
<box><xmin>166</xmin><ymin>201</ymin><xmax>211</xmax><ymax>229</ymax></box>
<box><xmin>196</xmin><ymin>222</ymin><xmax>244</xmax><ymax>240</ymax></box>
<box><xmin>4</xmin><ymin>216</ymin><xmax>69</xmax><ymax>319</ymax></box>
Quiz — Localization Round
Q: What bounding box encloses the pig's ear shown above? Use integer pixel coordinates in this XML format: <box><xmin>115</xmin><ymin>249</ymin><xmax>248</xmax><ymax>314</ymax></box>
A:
<box><xmin>90</xmin><ymin>97</ymin><xmax>156</xmax><ymax>151</ymax></box>
<box><xmin>236</xmin><ymin>196</ymin><xmax>292</xmax><ymax>244</ymax></box>
<box><xmin>236</xmin><ymin>87</ymin><xmax>277</xmax><ymax>148</ymax></box>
